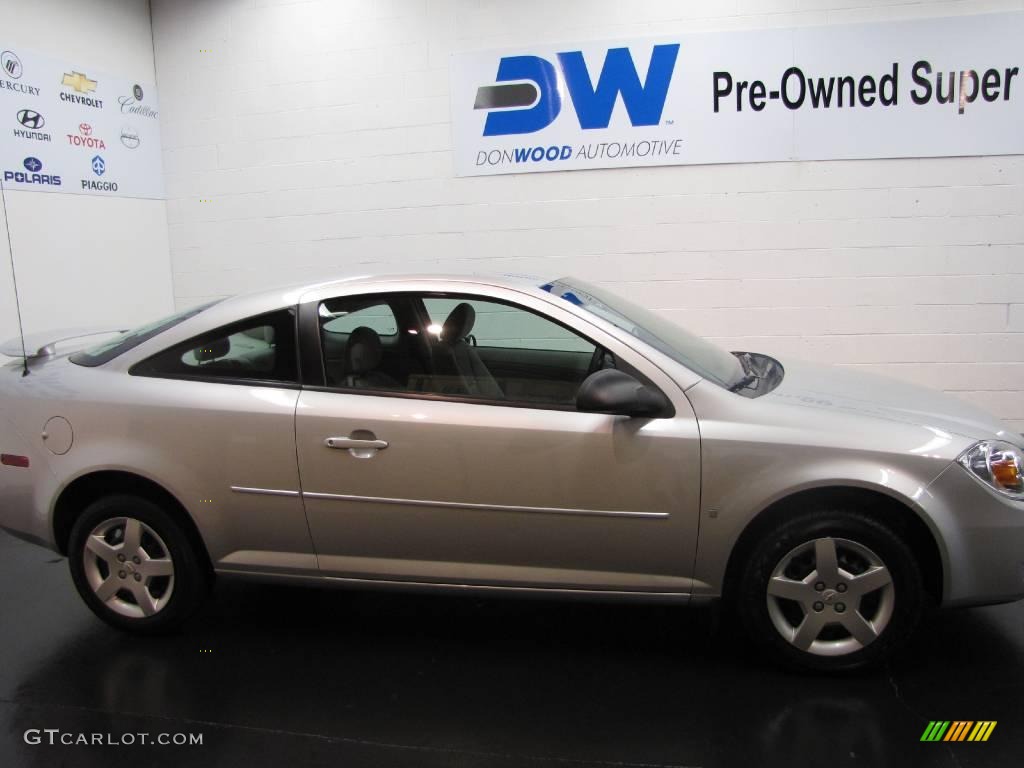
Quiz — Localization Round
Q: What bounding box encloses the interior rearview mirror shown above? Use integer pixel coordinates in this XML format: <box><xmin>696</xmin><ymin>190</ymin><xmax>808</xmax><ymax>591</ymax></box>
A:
<box><xmin>575</xmin><ymin>369</ymin><xmax>671</xmax><ymax>418</ymax></box>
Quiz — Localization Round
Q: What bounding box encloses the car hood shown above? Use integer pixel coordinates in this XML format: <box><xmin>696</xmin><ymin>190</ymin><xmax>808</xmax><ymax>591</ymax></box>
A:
<box><xmin>762</xmin><ymin>358</ymin><xmax>1016</xmax><ymax>444</ymax></box>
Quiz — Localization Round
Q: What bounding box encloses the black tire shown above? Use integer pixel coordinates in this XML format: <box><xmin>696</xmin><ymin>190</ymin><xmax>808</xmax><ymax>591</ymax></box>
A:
<box><xmin>736</xmin><ymin>507</ymin><xmax>924</xmax><ymax>672</ymax></box>
<box><xmin>68</xmin><ymin>494</ymin><xmax>210</xmax><ymax>633</ymax></box>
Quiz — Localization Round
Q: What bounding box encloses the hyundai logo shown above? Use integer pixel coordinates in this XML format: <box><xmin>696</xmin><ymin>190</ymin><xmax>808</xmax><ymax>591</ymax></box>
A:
<box><xmin>91</xmin><ymin>155</ymin><xmax>105</xmax><ymax>176</ymax></box>
<box><xmin>23</xmin><ymin>157</ymin><xmax>42</xmax><ymax>172</ymax></box>
<box><xmin>16</xmin><ymin>109</ymin><xmax>43</xmax><ymax>129</ymax></box>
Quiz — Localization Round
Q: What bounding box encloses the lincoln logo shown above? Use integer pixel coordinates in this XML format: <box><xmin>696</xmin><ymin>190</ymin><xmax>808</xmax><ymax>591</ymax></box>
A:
<box><xmin>474</xmin><ymin>44</ymin><xmax>680</xmax><ymax>136</ymax></box>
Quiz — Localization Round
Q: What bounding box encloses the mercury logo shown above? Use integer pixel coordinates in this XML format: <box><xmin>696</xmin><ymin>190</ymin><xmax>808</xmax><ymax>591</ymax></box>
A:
<box><xmin>474</xmin><ymin>44</ymin><xmax>679</xmax><ymax>136</ymax></box>
<box><xmin>2</xmin><ymin>51</ymin><xmax>22</xmax><ymax>79</ymax></box>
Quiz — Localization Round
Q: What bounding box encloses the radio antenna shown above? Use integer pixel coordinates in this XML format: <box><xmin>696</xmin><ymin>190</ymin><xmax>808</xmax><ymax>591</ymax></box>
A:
<box><xmin>0</xmin><ymin>178</ymin><xmax>29</xmax><ymax>376</ymax></box>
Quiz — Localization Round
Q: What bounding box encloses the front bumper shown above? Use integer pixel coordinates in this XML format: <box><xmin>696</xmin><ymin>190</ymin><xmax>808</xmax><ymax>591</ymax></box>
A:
<box><xmin>925</xmin><ymin>462</ymin><xmax>1024</xmax><ymax>606</ymax></box>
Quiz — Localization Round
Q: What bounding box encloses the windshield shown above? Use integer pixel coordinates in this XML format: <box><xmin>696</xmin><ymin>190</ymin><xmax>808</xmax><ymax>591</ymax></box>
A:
<box><xmin>541</xmin><ymin>278</ymin><xmax>744</xmax><ymax>388</ymax></box>
<box><xmin>70</xmin><ymin>300</ymin><xmax>222</xmax><ymax>367</ymax></box>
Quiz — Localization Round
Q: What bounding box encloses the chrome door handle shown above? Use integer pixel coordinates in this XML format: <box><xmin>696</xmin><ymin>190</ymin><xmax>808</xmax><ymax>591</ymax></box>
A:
<box><xmin>325</xmin><ymin>437</ymin><xmax>389</xmax><ymax>450</ymax></box>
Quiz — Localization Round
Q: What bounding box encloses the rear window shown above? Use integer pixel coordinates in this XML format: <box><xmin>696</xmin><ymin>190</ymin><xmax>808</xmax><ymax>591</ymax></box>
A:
<box><xmin>69</xmin><ymin>300</ymin><xmax>221</xmax><ymax>367</ymax></box>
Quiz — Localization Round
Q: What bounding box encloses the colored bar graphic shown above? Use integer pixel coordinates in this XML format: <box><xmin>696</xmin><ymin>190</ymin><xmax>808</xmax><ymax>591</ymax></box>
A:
<box><xmin>944</xmin><ymin>721</ymin><xmax>972</xmax><ymax>741</ymax></box>
<box><xmin>921</xmin><ymin>720</ymin><xmax>996</xmax><ymax>742</ymax></box>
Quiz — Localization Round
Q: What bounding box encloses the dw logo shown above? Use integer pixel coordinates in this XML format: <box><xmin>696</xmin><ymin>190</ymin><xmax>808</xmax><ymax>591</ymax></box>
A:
<box><xmin>473</xmin><ymin>44</ymin><xmax>680</xmax><ymax>136</ymax></box>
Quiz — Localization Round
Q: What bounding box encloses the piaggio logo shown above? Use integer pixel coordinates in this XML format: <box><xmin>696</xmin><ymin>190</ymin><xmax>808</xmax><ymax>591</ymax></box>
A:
<box><xmin>82</xmin><ymin>154</ymin><xmax>118</xmax><ymax>192</ymax></box>
<box><xmin>921</xmin><ymin>721</ymin><xmax>997</xmax><ymax>742</ymax></box>
<box><xmin>474</xmin><ymin>44</ymin><xmax>679</xmax><ymax>136</ymax></box>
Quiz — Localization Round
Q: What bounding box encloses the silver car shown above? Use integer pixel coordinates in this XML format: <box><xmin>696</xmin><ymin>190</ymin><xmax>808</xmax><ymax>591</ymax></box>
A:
<box><xmin>1</xmin><ymin>274</ymin><xmax>1022</xmax><ymax>671</ymax></box>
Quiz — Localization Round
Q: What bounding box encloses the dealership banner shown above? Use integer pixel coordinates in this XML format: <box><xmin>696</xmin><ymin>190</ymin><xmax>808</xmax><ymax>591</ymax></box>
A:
<box><xmin>0</xmin><ymin>45</ymin><xmax>163</xmax><ymax>198</ymax></box>
<box><xmin>450</xmin><ymin>13</ymin><xmax>1024</xmax><ymax>176</ymax></box>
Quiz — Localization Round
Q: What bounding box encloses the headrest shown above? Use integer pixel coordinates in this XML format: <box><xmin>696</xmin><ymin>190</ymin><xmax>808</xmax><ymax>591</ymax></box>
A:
<box><xmin>346</xmin><ymin>326</ymin><xmax>383</xmax><ymax>374</ymax></box>
<box><xmin>241</xmin><ymin>326</ymin><xmax>275</xmax><ymax>343</ymax></box>
<box><xmin>441</xmin><ymin>303</ymin><xmax>476</xmax><ymax>343</ymax></box>
<box><xmin>195</xmin><ymin>337</ymin><xmax>230</xmax><ymax>362</ymax></box>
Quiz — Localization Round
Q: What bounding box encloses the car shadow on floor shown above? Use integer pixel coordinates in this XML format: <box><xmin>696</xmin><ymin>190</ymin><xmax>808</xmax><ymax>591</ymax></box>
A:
<box><xmin>5</xmin><ymin>558</ymin><xmax>1023</xmax><ymax>768</ymax></box>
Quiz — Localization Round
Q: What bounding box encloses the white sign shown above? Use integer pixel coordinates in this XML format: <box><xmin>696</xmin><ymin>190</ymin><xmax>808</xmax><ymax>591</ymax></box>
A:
<box><xmin>450</xmin><ymin>13</ymin><xmax>1024</xmax><ymax>176</ymax></box>
<box><xmin>0</xmin><ymin>45</ymin><xmax>163</xmax><ymax>198</ymax></box>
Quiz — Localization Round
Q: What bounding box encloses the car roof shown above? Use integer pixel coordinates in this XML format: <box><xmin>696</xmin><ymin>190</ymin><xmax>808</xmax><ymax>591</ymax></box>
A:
<box><xmin>215</xmin><ymin>271</ymin><xmax>558</xmax><ymax>313</ymax></box>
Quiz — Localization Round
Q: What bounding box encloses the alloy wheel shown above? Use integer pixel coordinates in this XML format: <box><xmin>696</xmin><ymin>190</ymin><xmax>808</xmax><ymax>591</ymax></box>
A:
<box><xmin>765</xmin><ymin>536</ymin><xmax>895</xmax><ymax>657</ymax></box>
<box><xmin>81</xmin><ymin>516</ymin><xmax>175</xmax><ymax>619</ymax></box>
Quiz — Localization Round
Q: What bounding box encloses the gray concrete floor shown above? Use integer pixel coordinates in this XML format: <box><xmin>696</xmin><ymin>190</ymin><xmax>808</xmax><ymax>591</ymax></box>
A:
<box><xmin>0</xmin><ymin>530</ymin><xmax>1021</xmax><ymax>767</ymax></box>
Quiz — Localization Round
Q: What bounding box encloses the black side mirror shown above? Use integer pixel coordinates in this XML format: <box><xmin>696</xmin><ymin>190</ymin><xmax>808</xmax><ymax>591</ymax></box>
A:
<box><xmin>575</xmin><ymin>369</ymin><xmax>671</xmax><ymax>418</ymax></box>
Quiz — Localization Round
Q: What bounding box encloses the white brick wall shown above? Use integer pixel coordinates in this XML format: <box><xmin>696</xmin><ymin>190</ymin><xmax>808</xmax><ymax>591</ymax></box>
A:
<box><xmin>0</xmin><ymin>0</ymin><xmax>174</xmax><ymax>346</ymax></box>
<box><xmin>151</xmin><ymin>0</ymin><xmax>1024</xmax><ymax>431</ymax></box>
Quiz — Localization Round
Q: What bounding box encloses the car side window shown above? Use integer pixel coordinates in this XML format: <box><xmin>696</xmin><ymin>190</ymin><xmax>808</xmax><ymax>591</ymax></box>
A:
<box><xmin>132</xmin><ymin>309</ymin><xmax>298</xmax><ymax>384</ymax></box>
<box><xmin>417</xmin><ymin>296</ymin><xmax>604</xmax><ymax>407</ymax></box>
<box><xmin>321</xmin><ymin>302</ymin><xmax>397</xmax><ymax>336</ymax></box>
<box><xmin>312</xmin><ymin>292</ymin><xmax>611</xmax><ymax>410</ymax></box>
<box><xmin>423</xmin><ymin>298</ymin><xmax>595</xmax><ymax>353</ymax></box>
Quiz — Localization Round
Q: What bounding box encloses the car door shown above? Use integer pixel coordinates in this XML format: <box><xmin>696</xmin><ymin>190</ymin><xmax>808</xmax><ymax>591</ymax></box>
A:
<box><xmin>294</xmin><ymin>285</ymin><xmax>702</xmax><ymax>594</ymax></box>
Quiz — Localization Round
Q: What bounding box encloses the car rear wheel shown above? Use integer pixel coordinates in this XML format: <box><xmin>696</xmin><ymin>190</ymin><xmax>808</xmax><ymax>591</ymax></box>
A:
<box><xmin>69</xmin><ymin>494</ymin><xmax>209</xmax><ymax>632</ymax></box>
<box><xmin>737</xmin><ymin>507</ymin><xmax>924</xmax><ymax>672</ymax></box>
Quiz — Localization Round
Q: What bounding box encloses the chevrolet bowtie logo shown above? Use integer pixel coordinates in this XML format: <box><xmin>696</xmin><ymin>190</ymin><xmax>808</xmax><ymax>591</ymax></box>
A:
<box><xmin>61</xmin><ymin>71</ymin><xmax>97</xmax><ymax>93</ymax></box>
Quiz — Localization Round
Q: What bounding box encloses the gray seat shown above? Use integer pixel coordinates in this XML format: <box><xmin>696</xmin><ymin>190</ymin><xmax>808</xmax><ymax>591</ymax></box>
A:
<box><xmin>436</xmin><ymin>303</ymin><xmax>503</xmax><ymax>399</ymax></box>
<box><xmin>343</xmin><ymin>326</ymin><xmax>399</xmax><ymax>389</ymax></box>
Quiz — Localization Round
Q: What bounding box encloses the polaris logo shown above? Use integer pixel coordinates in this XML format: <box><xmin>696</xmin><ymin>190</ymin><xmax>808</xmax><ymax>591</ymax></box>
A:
<box><xmin>474</xmin><ymin>44</ymin><xmax>679</xmax><ymax>136</ymax></box>
<box><xmin>4</xmin><ymin>156</ymin><xmax>61</xmax><ymax>186</ymax></box>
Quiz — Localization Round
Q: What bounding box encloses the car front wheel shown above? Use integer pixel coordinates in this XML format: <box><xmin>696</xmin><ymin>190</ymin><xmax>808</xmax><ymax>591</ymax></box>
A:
<box><xmin>737</xmin><ymin>508</ymin><xmax>925</xmax><ymax>672</ymax></box>
<box><xmin>68</xmin><ymin>494</ymin><xmax>209</xmax><ymax>632</ymax></box>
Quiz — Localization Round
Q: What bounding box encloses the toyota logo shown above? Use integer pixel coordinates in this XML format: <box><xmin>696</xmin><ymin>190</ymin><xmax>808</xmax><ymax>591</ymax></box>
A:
<box><xmin>16</xmin><ymin>109</ymin><xmax>43</xmax><ymax>129</ymax></box>
<box><xmin>79</xmin><ymin>122</ymin><xmax>92</xmax><ymax>136</ymax></box>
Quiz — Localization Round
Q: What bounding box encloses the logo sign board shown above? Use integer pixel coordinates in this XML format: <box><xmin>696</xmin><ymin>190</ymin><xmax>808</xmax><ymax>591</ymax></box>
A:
<box><xmin>449</xmin><ymin>12</ymin><xmax>1024</xmax><ymax>176</ymax></box>
<box><xmin>0</xmin><ymin>44</ymin><xmax>162</xmax><ymax>198</ymax></box>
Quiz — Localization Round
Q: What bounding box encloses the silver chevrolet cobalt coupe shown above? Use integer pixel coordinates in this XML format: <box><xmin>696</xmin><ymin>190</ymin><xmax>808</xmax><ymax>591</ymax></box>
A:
<box><xmin>1</xmin><ymin>274</ymin><xmax>1023</xmax><ymax>671</ymax></box>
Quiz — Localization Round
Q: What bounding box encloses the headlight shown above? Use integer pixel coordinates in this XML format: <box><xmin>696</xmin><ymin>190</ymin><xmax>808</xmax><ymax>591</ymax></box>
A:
<box><xmin>957</xmin><ymin>440</ymin><xmax>1024</xmax><ymax>500</ymax></box>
